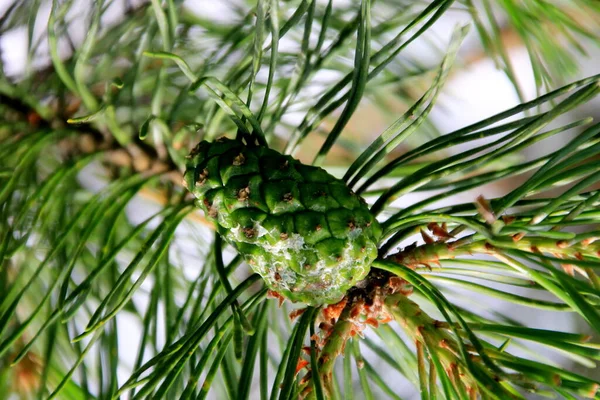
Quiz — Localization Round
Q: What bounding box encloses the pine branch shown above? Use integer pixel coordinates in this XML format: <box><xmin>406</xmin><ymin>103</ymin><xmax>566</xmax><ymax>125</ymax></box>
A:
<box><xmin>2</xmin><ymin>1</ymin><xmax>600</xmax><ymax>399</ymax></box>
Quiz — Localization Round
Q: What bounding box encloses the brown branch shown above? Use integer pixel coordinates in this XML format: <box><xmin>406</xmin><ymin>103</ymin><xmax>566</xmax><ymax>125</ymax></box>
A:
<box><xmin>299</xmin><ymin>270</ymin><xmax>411</xmax><ymax>399</ymax></box>
<box><xmin>2</xmin><ymin>90</ymin><xmax>214</xmax><ymax>228</ymax></box>
<box><xmin>1</xmin><ymin>90</ymin><xmax>180</xmax><ymax>175</ymax></box>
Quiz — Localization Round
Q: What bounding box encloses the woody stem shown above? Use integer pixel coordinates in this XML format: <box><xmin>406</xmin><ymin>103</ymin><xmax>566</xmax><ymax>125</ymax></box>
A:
<box><xmin>384</xmin><ymin>292</ymin><xmax>479</xmax><ymax>398</ymax></box>
<box><xmin>300</xmin><ymin>308</ymin><xmax>354</xmax><ymax>400</ymax></box>
<box><xmin>385</xmin><ymin>236</ymin><xmax>600</xmax><ymax>268</ymax></box>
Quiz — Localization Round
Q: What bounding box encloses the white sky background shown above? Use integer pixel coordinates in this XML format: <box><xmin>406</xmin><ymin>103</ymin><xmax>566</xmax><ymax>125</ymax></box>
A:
<box><xmin>2</xmin><ymin>1</ymin><xmax>600</xmax><ymax>399</ymax></box>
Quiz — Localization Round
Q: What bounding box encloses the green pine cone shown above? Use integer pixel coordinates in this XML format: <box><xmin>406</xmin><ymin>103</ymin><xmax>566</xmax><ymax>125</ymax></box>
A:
<box><xmin>184</xmin><ymin>137</ymin><xmax>381</xmax><ymax>306</ymax></box>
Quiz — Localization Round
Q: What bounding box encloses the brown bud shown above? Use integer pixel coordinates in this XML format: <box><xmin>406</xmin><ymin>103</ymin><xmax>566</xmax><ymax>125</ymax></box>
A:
<box><xmin>233</xmin><ymin>153</ymin><xmax>246</xmax><ymax>166</ymax></box>
<box><xmin>196</xmin><ymin>168</ymin><xmax>209</xmax><ymax>186</ymax></box>
<box><xmin>237</xmin><ymin>186</ymin><xmax>250</xmax><ymax>201</ymax></box>
<box><xmin>501</xmin><ymin>215</ymin><xmax>516</xmax><ymax>225</ymax></box>
<box><xmin>512</xmin><ymin>232</ymin><xmax>525</xmax><ymax>242</ymax></box>
<box><xmin>475</xmin><ymin>195</ymin><xmax>496</xmax><ymax>224</ymax></box>
<box><xmin>420</xmin><ymin>229</ymin><xmax>435</xmax><ymax>245</ymax></box>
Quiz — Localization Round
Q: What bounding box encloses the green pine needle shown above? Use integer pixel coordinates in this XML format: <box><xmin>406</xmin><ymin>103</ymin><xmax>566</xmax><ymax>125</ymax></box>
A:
<box><xmin>2</xmin><ymin>1</ymin><xmax>600</xmax><ymax>399</ymax></box>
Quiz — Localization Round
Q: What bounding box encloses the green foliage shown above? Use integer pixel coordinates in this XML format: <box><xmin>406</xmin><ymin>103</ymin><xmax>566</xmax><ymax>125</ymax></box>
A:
<box><xmin>1</xmin><ymin>0</ymin><xmax>600</xmax><ymax>399</ymax></box>
<box><xmin>184</xmin><ymin>137</ymin><xmax>381</xmax><ymax>306</ymax></box>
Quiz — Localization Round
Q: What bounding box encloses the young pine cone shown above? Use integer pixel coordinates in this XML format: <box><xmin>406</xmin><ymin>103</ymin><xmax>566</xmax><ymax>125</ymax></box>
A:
<box><xmin>184</xmin><ymin>137</ymin><xmax>381</xmax><ymax>306</ymax></box>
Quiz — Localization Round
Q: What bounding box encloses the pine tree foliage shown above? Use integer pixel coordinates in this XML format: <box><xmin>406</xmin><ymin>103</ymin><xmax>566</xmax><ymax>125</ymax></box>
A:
<box><xmin>2</xmin><ymin>0</ymin><xmax>600</xmax><ymax>399</ymax></box>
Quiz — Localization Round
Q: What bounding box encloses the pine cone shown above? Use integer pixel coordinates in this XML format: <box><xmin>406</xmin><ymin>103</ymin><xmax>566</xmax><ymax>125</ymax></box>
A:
<box><xmin>184</xmin><ymin>137</ymin><xmax>381</xmax><ymax>305</ymax></box>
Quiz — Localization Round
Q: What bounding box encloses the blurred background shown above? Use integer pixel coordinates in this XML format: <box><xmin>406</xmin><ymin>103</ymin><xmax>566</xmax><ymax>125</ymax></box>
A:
<box><xmin>2</xmin><ymin>1</ymin><xmax>600</xmax><ymax>398</ymax></box>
